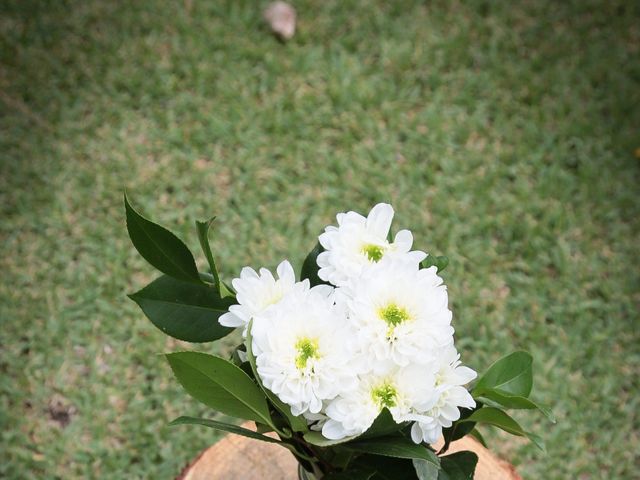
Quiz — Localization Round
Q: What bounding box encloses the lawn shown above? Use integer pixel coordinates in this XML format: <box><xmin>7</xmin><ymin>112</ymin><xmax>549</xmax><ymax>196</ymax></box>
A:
<box><xmin>1</xmin><ymin>0</ymin><xmax>639</xmax><ymax>478</ymax></box>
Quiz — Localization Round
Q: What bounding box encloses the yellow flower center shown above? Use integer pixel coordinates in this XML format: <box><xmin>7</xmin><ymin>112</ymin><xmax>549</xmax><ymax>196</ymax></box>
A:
<box><xmin>362</xmin><ymin>244</ymin><xmax>385</xmax><ymax>262</ymax></box>
<box><xmin>372</xmin><ymin>382</ymin><xmax>397</xmax><ymax>408</ymax></box>
<box><xmin>295</xmin><ymin>338</ymin><xmax>320</xmax><ymax>370</ymax></box>
<box><xmin>378</xmin><ymin>303</ymin><xmax>410</xmax><ymax>327</ymax></box>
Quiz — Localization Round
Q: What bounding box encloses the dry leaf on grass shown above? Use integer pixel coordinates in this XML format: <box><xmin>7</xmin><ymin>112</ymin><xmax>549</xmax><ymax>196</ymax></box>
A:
<box><xmin>264</xmin><ymin>1</ymin><xmax>296</xmax><ymax>40</ymax></box>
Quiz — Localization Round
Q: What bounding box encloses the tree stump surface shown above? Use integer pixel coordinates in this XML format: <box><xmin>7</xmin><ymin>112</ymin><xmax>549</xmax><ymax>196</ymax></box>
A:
<box><xmin>178</xmin><ymin>424</ymin><xmax>521</xmax><ymax>480</ymax></box>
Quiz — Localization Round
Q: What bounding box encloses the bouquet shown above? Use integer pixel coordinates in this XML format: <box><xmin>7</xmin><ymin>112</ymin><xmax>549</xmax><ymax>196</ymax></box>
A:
<box><xmin>125</xmin><ymin>196</ymin><xmax>554</xmax><ymax>479</ymax></box>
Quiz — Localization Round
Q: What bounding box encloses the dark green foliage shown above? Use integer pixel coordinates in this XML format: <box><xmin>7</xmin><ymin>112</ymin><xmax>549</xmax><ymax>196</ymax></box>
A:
<box><xmin>460</xmin><ymin>408</ymin><xmax>545</xmax><ymax>451</ymax></box>
<box><xmin>421</xmin><ymin>255</ymin><xmax>449</xmax><ymax>273</ymax></box>
<box><xmin>125</xmin><ymin>194</ymin><xmax>201</xmax><ymax>283</ymax></box>
<box><xmin>341</xmin><ymin>437</ymin><xmax>439</xmax><ymax>465</ymax></box>
<box><xmin>166</xmin><ymin>352</ymin><xmax>273</xmax><ymax>425</ymax></box>
<box><xmin>129</xmin><ymin>274</ymin><xmax>234</xmax><ymax>342</ymax></box>
<box><xmin>300</xmin><ymin>242</ymin><xmax>325</xmax><ymax>286</ymax></box>
<box><xmin>169</xmin><ymin>416</ymin><xmax>283</xmax><ymax>444</ymax></box>
<box><xmin>474</xmin><ymin>351</ymin><xmax>533</xmax><ymax>397</ymax></box>
<box><xmin>437</xmin><ymin>451</ymin><xmax>478</xmax><ymax>480</ymax></box>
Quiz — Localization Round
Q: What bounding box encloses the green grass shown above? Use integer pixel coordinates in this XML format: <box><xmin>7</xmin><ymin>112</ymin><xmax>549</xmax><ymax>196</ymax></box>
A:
<box><xmin>1</xmin><ymin>0</ymin><xmax>639</xmax><ymax>478</ymax></box>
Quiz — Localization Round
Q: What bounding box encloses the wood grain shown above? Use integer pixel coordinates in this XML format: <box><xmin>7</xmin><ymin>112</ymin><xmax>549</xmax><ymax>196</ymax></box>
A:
<box><xmin>178</xmin><ymin>424</ymin><xmax>521</xmax><ymax>480</ymax></box>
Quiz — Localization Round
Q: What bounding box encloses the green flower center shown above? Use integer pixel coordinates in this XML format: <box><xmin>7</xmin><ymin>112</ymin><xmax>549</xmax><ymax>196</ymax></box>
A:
<box><xmin>362</xmin><ymin>244</ymin><xmax>385</xmax><ymax>262</ymax></box>
<box><xmin>295</xmin><ymin>338</ymin><xmax>320</xmax><ymax>370</ymax></box>
<box><xmin>372</xmin><ymin>383</ymin><xmax>397</xmax><ymax>408</ymax></box>
<box><xmin>378</xmin><ymin>304</ymin><xmax>410</xmax><ymax>327</ymax></box>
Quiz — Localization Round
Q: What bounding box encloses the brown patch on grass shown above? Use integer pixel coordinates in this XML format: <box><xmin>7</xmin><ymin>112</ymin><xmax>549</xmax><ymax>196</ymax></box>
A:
<box><xmin>47</xmin><ymin>394</ymin><xmax>77</xmax><ymax>429</ymax></box>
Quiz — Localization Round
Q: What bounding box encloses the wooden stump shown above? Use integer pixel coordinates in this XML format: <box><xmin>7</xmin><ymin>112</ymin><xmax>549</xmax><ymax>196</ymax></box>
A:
<box><xmin>178</xmin><ymin>424</ymin><xmax>521</xmax><ymax>480</ymax></box>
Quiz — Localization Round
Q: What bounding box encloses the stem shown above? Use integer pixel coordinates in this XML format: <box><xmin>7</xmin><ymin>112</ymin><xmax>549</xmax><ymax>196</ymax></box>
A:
<box><xmin>310</xmin><ymin>461</ymin><xmax>324</xmax><ymax>478</ymax></box>
<box><xmin>280</xmin><ymin>442</ymin><xmax>316</xmax><ymax>462</ymax></box>
<box><xmin>305</xmin><ymin>444</ymin><xmax>334</xmax><ymax>474</ymax></box>
<box><xmin>198</xmin><ymin>272</ymin><xmax>216</xmax><ymax>286</ymax></box>
<box><xmin>274</xmin><ymin>425</ymin><xmax>293</xmax><ymax>440</ymax></box>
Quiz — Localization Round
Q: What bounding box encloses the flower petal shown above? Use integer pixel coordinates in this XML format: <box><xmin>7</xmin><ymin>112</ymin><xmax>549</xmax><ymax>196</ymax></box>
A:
<box><xmin>218</xmin><ymin>311</ymin><xmax>245</xmax><ymax>328</ymax></box>
<box><xmin>393</xmin><ymin>229</ymin><xmax>414</xmax><ymax>252</ymax></box>
<box><xmin>276</xmin><ymin>259</ymin><xmax>295</xmax><ymax>283</ymax></box>
<box><xmin>366</xmin><ymin>203</ymin><xmax>394</xmax><ymax>238</ymax></box>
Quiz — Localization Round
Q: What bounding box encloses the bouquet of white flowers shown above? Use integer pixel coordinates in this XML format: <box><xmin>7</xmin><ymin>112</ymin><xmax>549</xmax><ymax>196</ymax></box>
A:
<box><xmin>126</xmin><ymin>196</ymin><xmax>554</xmax><ymax>479</ymax></box>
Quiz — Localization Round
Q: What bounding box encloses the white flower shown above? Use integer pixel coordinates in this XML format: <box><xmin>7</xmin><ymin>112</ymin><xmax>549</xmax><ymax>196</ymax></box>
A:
<box><xmin>322</xmin><ymin>374</ymin><xmax>382</xmax><ymax>440</ymax></box>
<box><xmin>220</xmin><ymin>205</ymin><xmax>476</xmax><ymax>445</ymax></box>
<box><xmin>250</xmin><ymin>283</ymin><xmax>360</xmax><ymax>416</ymax></box>
<box><xmin>410</xmin><ymin>345</ymin><xmax>477</xmax><ymax>444</ymax></box>
<box><xmin>218</xmin><ymin>260</ymin><xmax>296</xmax><ymax>331</ymax></box>
<box><xmin>339</xmin><ymin>259</ymin><xmax>454</xmax><ymax>368</ymax></box>
<box><xmin>317</xmin><ymin>203</ymin><xmax>426</xmax><ymax>286</ymax></box>
<box><xmin>322</xmin><ymin>365</ymin><xmax>439</xmax><ymax>440</ymax></box>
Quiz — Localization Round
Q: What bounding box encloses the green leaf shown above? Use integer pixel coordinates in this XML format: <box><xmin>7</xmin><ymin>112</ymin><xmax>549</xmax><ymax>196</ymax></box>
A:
<box><xmin>195</xmin><ymin>217</ymin><xmax>221</xmax><ymax>291</ymax></box>
<box><xmin>359</xmin><ymin>408</ymin><xmax>407</xmax><ymax>439</ymax></box>
<box><xmin>254</xmin><ymin>422</ymin><xmax>274</xmax><ymax>434</ymax></box>
<box><xmin>468</xmin><ymin>428</ymin><xmax>487</xmax><ymax>447</ymax></box>
<box><xmin>124</xmin><ymin>193</ymin><xmax>201</xmax><ymax>283</ymax></box>
<box><xmin>170</xmin><ymin>416</ymin><xmax>317</xmax><ymax>464</ymax></box>
<box><xmin>303</xmin><ymin>430</ymin><xmax>360</xmax><ymax>447</ymax></box>
<box><xmin>342</xmin><ymin>437</ymin><xmax>440</xmax><ymax>466</ymax></box>
<box><xmin>413</xmin><ymin>458</ymin><xmax>440</xmax><ymax>480</ymax></box>
<box><xmin>353</xmin><ymin>455</ymin><xmax>419</xmax><ymax>480</ymax></box>
<box><xmin>438</xmin><ymin>451</ymin><xmax>478</xmax><ymax>480</ymax></box>
<box><xmin>169</xmin><ymin>416</ymin><xmax>282</xmax><ymax>444</ymax></box>
<box><xmin>220</xmin><ymin>281</ymin><xmax>235</xmax><ymax>298</ymax></box>
<box><xmin>246</xmin><ymin>321</ymin><xmax>308</xmax><ymax>433</ymax></box>
<box><xmin>523</xmin><ymin>431</ymin><xmax>545</xmax><ymax>451</ymax></box>
<box><xmin>462</xmin><ymin>408</ymin><xmax>521</xmax><ymax>434</ymax></box>
<box><xmin>421</xmin><ymin>255</ymin><xmax>449</xmax><ymax>272</ymax></box>
<box><xmin>473</xmin><ymin>351</ymin><xmax>533</xmax><ymax>397</ymax></box>
<box><xmin>129</xmin><ymin>275</ymin><xmax>234</xmax><ymax>342</ymax></box>
<box><xmin>300</xmin><ymin>242</ymin><xmax>325</xmax><ymax>286</ymax></box>
<box><xmin>476</xmin><ymin>389</ymin><xmax>556</xmax><ymax>423</ymax></box>
<box><xmin>459</xmin><ymin>407</ymin><xmax>545</xmax><ymax>451</ymax></box>
<box><xmin>166</xmin><ymin>352</ymin><xmax>273</xmax><ymax>426</ymax></box>
<box><xmin>200</xmin><ymin>271</ymin><xmax>235</xmax><ymax>297</ymax></box>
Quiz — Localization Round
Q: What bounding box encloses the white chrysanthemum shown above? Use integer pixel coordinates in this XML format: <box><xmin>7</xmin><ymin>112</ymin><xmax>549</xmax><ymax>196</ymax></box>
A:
<box><xmin>339</xmin><ymin>259</ymin><xmax>454</xmax><ymax>368</ymax></box>
<box><xmin>322</xmin><ymin>365</ymin><xmax>439</xmax><ymax>440</ymax></box>
<box><xmin>317</xmin><ymin>203</ymin><xmax>426</xmax><ymax>286</ymax></box>
<box><xmin>218</xmin><ymin>260</ymin><xmax>297</xmax><ymax>330</ymax></box>
<box><xmin>251</xmin><ymin>283</ymin><xmax>360</xmax><ymax>416</ymax></box>
<box><xmin>410</xmin><ymin>345</ymin><xmax>477</xmax><ymax>444</ymax></box>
